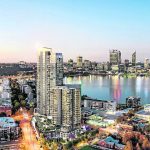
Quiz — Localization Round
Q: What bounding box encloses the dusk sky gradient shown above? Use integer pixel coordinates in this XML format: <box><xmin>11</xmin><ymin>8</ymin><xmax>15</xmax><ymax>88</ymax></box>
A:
<box><xmin>0</xmin><ymin>0</ymin><xmax>150</xmax><ymax>63</ymax></box>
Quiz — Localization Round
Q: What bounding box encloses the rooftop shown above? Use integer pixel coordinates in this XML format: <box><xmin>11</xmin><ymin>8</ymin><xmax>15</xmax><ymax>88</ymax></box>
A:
<box><xmin>0</xmin><ymin>117</ymin><xmax>17</xmax><ymax>128</ymax></box>
<box><xmin>32</xmin><ymin>115</ymin><xmax>56</xmax><ymax>132</ymax></box>
<box><xmin>98</xmin><ymin>136</ymin><xmax>125</xmax><ymax>149</ymax></box>
<box><xmin>136</xmin><ymin>110</ymin><xmax>150</xmax><ymax>116</ymax></box>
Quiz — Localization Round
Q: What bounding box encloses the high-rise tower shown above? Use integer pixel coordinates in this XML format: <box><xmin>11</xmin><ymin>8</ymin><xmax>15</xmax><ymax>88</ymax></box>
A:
<box><xmin>37</xmin><ymin>47</ymin><xmax>81</xmax><ymax>136</ymax></box>
<box><xmin>132</xmin><ymin>51</ymin><xmax>136</xmax><ymax>66</ymax></box>
<box><xmin>77</xmin><ymin>56</ymin><xmax>83</xmax><ymax>68</ymax></box>
<box><xmin>37</xmin><ymin>47</ymin><xmax>63</xmax><ymax>115</ymax></box>
<box><xmin>110</xmin><ymin>50</ymin><xmax>121</xmax><ymax>65</ymax></box>
<box><xmin>50</xmin><ymin>85</ymin><xmax>81</xmax><ymax>131</ymax></box>
<box><xmin>144</xmin><ymin>58</ymin><xmax>149</xmax><ymax>69</ymax></box>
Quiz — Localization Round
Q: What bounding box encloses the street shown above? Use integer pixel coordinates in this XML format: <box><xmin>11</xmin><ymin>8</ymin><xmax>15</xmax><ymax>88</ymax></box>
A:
<box><xmin>12</xmin><ymin>108</ymin><xmax>41</xmax><ymax>150</ymax></box>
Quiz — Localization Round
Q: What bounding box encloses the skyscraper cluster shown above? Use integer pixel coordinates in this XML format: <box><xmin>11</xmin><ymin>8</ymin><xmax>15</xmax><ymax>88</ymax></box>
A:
<box><xmin>109</xmin><ymin>50</ymin><xmax>137</xmax><ymax>66</ymax></box>
<box><xmin>37</xmin><ymin>47</ymin><xmax>81</xmax><ymax>136</ymax></box>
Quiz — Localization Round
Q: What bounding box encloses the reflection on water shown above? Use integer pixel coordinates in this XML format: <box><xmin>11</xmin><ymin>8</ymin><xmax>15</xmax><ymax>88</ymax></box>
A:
<box><xmin>64</xmin><ymin>75</ymin><xmax>150</xmax><ymax>104</ymax></box>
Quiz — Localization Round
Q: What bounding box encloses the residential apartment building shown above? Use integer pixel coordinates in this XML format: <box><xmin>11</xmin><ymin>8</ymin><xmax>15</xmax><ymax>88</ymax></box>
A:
<box><xmin>50</xmin><ymin>85</ymin><xmax>81</xmax><ymax>132</ymax></box>
<box><xmin>37</xmin><ymin>47</ymin><xmax>81</xmax><ymax>138</ymax></box>
<box><xmin>37</xmin><ymin>47</ymin><xmax>63</xmax><ymax>115</ymax></box>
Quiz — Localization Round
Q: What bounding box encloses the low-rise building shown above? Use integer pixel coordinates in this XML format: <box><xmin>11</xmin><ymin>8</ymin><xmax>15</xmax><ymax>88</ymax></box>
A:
<box><xmin>0</xmin><ymin>106</ymin><xmax>12</xmax><ymax>116</ymax></box>
<box><xmin>0</xmin><ymin>117</ymin><xmax>20</xmax><ymax>141</ymax></box>
<box><xmin>111</xmin><ymin>65</ymin><xmax>119</xmax><ymax>72</ymax></box>
<box><xmin>0</xmin><ymin>79</ymin><xmax>12</xmax><ymax>116</ymax></box>
<box><xmin>98</xmin><ymin>136</ymin><xmax>125</xmax><ymax>150</ymax></box>
<box><xmin>31</xmin><ymin>115</ymin><xmax>58</xmax><ymax>140</ymax></box>
<box><xmin>126</xmin><ymin>96</ymin><xmax>141</xmax><ymax>108</ymax></box>
<box><xmin>84</xmin><ymin>99</ymin><xmax>117</xmax><ymax>112</ymax></box>
<box><xmin>135</xmin><ymin>104</ymin><xmax>150</xmax><ymax>122</ymax></box>
<box><xmin>144</xmin><ymin>104</ymin><xmax>150</xmax><ymax>111</ymax></box>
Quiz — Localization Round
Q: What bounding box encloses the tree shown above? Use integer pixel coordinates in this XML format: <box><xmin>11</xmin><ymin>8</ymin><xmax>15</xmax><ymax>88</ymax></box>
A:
<box><xmin>72</xmin><ymin>139</ymin><xmax>79</xmax><ymax>145</ymax></box>
<box><xmin>65</xmin><ymin>141</ymin><xmax>73</xmax><ymax>149</ymax></box>
<box><xmin>21</xmin><ymin>100</ymin><xmax>26</xmax><ymax>107</ymax></box>
<box><xmin>13</xmin><ymin>100</ymin><xmax>18</xmax><ymax>105</ymax></box>
<box><xmin>14</xmin><ymin>101</ymin><xmax>20</xmax><ymax>109</ymax></box>
<box><xmin>18</xmin><ymin>95</ymin><xmax>24</xmax><ymax>101</ymax></box>
<box><xmin>131</xmin><ymin>136</ymin><xmax>138</xmax><ymax>146</ymax></box>
<box><xmin>81</xmin><ymin>95</ymin><xmax>87</xmax><ymax>100</ymax></box>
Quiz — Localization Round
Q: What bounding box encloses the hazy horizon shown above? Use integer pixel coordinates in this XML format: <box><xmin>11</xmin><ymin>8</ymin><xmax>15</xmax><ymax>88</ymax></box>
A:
<box><xmin>0</xmin><ymin>0</ymin><xmax>150</xmax><ymax>63</ymax></box>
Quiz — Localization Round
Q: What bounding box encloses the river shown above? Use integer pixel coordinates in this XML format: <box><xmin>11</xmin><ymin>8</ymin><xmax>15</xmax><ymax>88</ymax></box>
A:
<box><xmin>64</xmin><ymin>75</ymin><xmax>150</xmax><ymax>104</ymax></box>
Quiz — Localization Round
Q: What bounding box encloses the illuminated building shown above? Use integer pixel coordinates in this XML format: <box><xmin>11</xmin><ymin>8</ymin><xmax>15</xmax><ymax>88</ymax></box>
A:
<box><xmin>68</xmin><ymin>59</ymin><xmax>74</xmax><ymax>68</ymax></box>
<box><xmin>132</xmin><ymin>51</ymin><xmax>136</xmax><ymax>66</ymax></box>
<box><xmin>109</xmin><ymin>50</ymin><xmax>121</xmax><ymax>65</ymax></box>
<box><xmin>126</xmin><ymin>96</ymin><xmax>141</xmax><ymax>108</ymax></box>
<box><xmin>50</xmin><ymin>85</ymin><xmax>81</xmax><ymax>131</ymax></box>
<box><xmin>144</xmin><ymin>58</ymin><xmax>149</xmax><ymax>69</ymax></box>
<box><xmin>84</xmin><ymin>60</ymin><xmax>91</xmax><ymax>70</ymax></box>
<box><xmin>0</xmin><ymin>117</ymin><xmax>20</xmax><ymax>141</ymax></box>
<box><xmin>77</xmin><ymin>56</ymin><xmax>83</xmax><ymax>68</ymax></box>
<box><xmin>37</xmin><ymin>47</ymin><xmax>81</xmax><ymax>138</ymax></box>
<box><xmin>37</xmin><ymin>47</ymin><xmax>63</xmax><ymax>115</ymax></box>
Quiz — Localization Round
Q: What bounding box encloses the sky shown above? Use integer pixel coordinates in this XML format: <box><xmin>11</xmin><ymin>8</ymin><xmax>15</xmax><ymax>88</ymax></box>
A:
<box><xmin>0</xmin><ymin>0</ymin><xmax>150</xmax><ymax>63</ymax></box>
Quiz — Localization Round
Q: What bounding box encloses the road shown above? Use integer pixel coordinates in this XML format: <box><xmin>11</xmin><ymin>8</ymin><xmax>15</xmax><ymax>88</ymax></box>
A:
<box><xmin>0</xmin><ymin>142</ymin><xmax>21</xmax><ymax>150</ymax></box>
<box><xmin>12</xmin><ymin>108</ymin><xmax>42</xmax><ymax>150</ymax></box>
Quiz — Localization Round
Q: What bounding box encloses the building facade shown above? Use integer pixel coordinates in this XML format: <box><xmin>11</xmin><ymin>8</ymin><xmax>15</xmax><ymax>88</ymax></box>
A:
<box><xmin>84</xmin><ymin>60</ymin><xmax>91</xmax><ymax>70</ymax></box>
<box><xmin>77</xmin><ymin>56</ymin><xmax>83</xmax><ymax>68</ymax></box>
<box><xmin>50</xmin><ymin>85</ymin><xmax>81</xmax><ymax>132</ymax></box>
<box><xmin>68</xmin><ymin>59</ymin><xmax>74</xmax><ymax>68</ymax></box>
<box><xmin>37</xmin><ymin>47</ymin><xmax>81</xmax><ymax>138</ymax></box>
<box><xmin>110</xmin><ymin>50</ymin><xmax>121</xmax><ymax>65</ymax></box>
<box><xmin>0</xmin><ymin>117</ymin><xmax>20</xmax><ymax>141</ymax></box>
<box><xmin>126</xmin><ymin>96</ymin><xmax>141</xmax><ymax>108</ymax></box>
<box><xmin>132</xmin><ymin>51</ymin><xmax>136</xmax><ymax>66</ymax></box>
<box><xmin>37</xmin><ymin>47</ymin><xmax>63</xmax><ymax>115</ymax></box>
<box><xmin>144</xmin><ymin>58</ymin><xmax>149</xmax><ymax>69</ymax></box>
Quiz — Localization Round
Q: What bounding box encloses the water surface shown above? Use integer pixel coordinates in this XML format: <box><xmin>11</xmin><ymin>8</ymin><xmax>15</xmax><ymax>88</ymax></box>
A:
<box><xmin>64</xmin><ymin>75</ymin><xmax>150</xmax><ymax>104</ymax></box>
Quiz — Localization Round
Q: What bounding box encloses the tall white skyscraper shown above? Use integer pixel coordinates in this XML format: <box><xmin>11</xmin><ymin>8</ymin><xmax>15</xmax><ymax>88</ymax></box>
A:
<box><xmin>37</xmin><ymin>47</ymin><xmax>81</xmax><ymax>135</ymax></box>
<box><xmin>37</xmin><ymin>47</ymin><xmax>63</xmax><ymax>115</ymax></box>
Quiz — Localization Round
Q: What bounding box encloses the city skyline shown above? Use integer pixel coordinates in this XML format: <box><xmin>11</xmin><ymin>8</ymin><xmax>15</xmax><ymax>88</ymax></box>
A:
<box><xmin>1</xmin><ymin>0</ymin><xmax>150</xmax><ymax>62</ymax></box>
